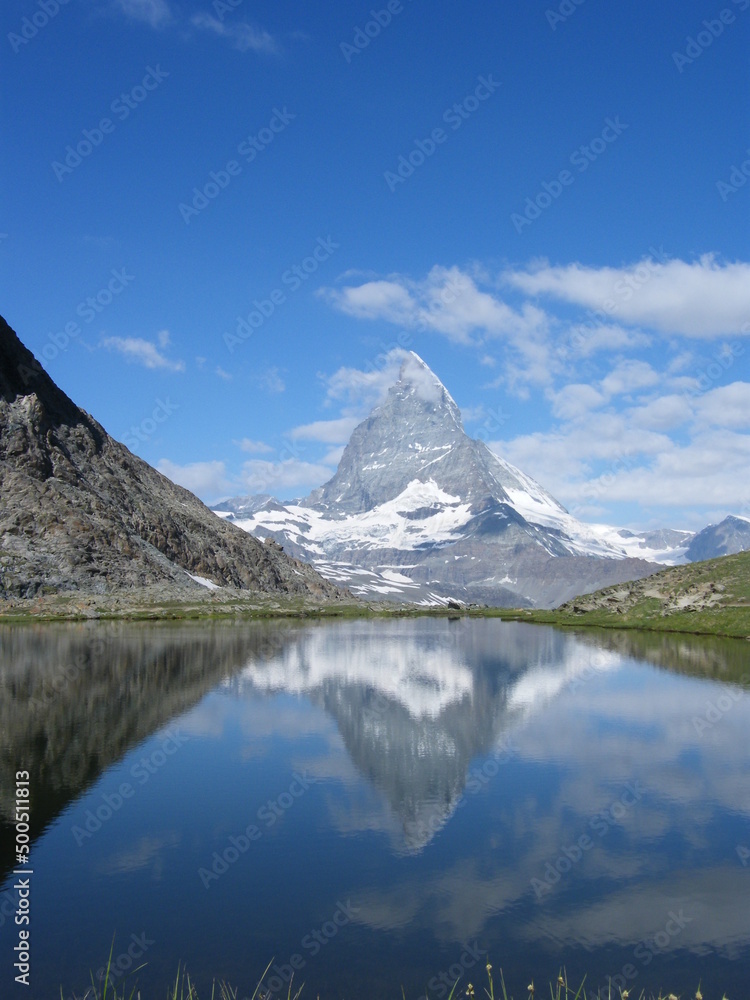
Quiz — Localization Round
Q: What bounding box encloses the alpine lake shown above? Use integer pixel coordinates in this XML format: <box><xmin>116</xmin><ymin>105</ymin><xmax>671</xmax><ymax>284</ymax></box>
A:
<box><xmin>1</xmin><ymin>617</ymin><xmax>749</xmax><ymax>1000</ymax></box>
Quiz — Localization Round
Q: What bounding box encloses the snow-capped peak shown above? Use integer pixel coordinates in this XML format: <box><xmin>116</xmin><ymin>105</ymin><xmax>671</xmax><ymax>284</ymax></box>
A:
<box><xmin>216</xmin><ymin>355</ymin><xmax>671</xmax><ymax>608</ymax></box>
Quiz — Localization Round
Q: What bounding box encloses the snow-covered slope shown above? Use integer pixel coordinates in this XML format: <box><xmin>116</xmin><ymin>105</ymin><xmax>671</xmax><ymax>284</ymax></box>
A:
<box><xmin>214</xmin><ymin>353</ymin><xmax>670</xmax><ymax>607</ymax></box>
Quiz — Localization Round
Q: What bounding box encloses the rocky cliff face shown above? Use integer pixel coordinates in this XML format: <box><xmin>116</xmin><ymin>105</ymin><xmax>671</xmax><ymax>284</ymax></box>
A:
<box><xmin>0</xmin><ymin>316</ymin><xmax>343</xmax><ymax>601</ymax></box>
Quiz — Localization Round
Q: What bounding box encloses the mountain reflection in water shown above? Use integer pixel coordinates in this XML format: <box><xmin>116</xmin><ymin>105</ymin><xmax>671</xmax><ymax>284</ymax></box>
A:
<box><xmin>0</xmin><ymin>619</ymin><xmax>748</xmax><ymax>1000</ymax></box>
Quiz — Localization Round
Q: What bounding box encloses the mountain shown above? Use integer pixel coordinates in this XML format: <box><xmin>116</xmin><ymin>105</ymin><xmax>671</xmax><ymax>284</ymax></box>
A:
<box><xmin>685</xmin><ymin>514</ymin><xmax>750</xmax><ymax>562</ymax></box>
<box><xmin>0</xmin><ymin>316</ymin><xmax>342</xmax><ymax>602</ymax></box>
<box><xmin>215</xmin><ymin>352</ymin><xmax>664</xmax><ymax>608</ymax></box>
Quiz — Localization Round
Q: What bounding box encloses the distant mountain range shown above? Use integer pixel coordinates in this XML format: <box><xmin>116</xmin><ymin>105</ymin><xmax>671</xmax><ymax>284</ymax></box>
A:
<box><xmin>213</xmin><ymin>352</ymin><xmax>749</xmax><ymax>608</ymax></box>
<box><xmin>0</xmin><ymin>316</ymin><xmax>341</xmax><ymax>603</ymax></box>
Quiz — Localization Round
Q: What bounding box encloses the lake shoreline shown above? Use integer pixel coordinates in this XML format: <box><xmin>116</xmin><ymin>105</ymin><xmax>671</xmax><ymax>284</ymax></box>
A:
<box><xmin>1</xmin><ymin>588</ymin><xmax>748</xmax><ymax>640</ymax></box>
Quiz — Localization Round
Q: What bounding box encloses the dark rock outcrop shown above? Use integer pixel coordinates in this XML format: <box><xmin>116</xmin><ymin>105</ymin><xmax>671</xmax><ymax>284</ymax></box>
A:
<box><xmin>0</xmin><ymin>316</ymin><xmax>343</xmax><ymax>601</ymax></box>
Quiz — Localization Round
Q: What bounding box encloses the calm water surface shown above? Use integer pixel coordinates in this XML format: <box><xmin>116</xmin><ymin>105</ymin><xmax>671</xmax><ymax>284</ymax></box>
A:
<box><xmin>1</xmin><ymin>619</ymin><xmax>749</xmax><ymax>999</ymax></box>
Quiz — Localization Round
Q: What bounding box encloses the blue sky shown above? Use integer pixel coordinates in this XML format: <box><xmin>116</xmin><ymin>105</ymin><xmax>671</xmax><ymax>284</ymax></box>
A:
<box><xmin>2</xmin><ymin>0</ymin><xmax>749</xmax><ymax>529</ymax></box>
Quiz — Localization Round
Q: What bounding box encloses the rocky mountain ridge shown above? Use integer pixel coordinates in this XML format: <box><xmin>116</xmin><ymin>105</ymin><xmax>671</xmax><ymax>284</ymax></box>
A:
<box><xmin>0</xmin><ymin>316</ymin><xmax>343</xmax><ymax>602</ymax></box>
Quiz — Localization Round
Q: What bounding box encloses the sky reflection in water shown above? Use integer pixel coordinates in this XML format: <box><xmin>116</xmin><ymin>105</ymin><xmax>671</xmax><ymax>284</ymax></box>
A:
<box><xmin>0</xmin><ymin>619</ymin><xmax>748</xmax><ymax>1000</ymax></box>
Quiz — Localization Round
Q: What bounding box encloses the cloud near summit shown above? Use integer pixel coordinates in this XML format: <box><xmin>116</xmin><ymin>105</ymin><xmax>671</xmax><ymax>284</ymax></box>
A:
<box><xmin>317</xmin><ymin>255</ymin><xmax>750</xmax><ymax>522</ymax></box>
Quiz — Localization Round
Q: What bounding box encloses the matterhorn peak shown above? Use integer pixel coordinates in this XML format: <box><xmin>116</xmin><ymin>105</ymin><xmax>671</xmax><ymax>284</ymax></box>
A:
<box><xmin>220</xmin><ymin>351</ymin><xmax>667</xmax><ymax>608</ymax></box>
<box><xmin>381</xmin><ymin>351</ymin><xmax>463</xmax><ymax>424</ymax></box>
<box><xmin>398</xmin><ymin>350</ymin><xmax>447</xmax><ymax>397</ymax></box>
<box><xmin>305</xmin><ymin>353</ymin><xmax>479</xmax><ymax>513</ymax></box>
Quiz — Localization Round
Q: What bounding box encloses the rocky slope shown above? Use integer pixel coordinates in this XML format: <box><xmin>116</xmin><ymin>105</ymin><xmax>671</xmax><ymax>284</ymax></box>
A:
<box><xmin>520</xmin><ymin>550</ymin><xmax>750</xmax><ymax>638</ymax></box>
<box><xmin>0</xmin><ymin>316</ymin><xmax>343</xmax><ymax>601</ymax></box>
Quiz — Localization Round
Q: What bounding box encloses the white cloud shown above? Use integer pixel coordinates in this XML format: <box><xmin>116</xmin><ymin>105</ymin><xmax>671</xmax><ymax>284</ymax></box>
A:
<box><xmin>600</xmin><ymin>359</ymin><xmax>660</xmax><ymax>397</ymax></box>
<box><xmin>190</xmin><ymin>13</ymin><xmax>277</xmax><ymax>53</ymax></box>
<box><xmin>215</xmin><ymin>366</ymin><xmax>232</xmax><ymax>381</ymax></box>
<box><xmin>506</xmin><ymin>255</ymin><xmax>750</xmax><ymax>338</ymax></box>
<box><xmin>326</xmin><ymin>279</ymin><xmax>414</xmax><ymax>325</ymax></box>
<box><xmin>321</xmin><ymin>446</ymin><xmax>345</xmax><ymax>466</ymax></box>
<box><xmin>460</xmin><ymin>405</ymin><xmax>486</xmax><ymax>424</ymax></box>
<box><xmin>323</xmin><ymin>348</ymin><xmax>408</xmax><ymax>409</ymax></box>
<box><xmin>493</xmin><ymin>411</ymin><xmax>750</xmax><ymax>516</ymax></box>
<box><xmin>255</xmin><ymin>367</ymin><xmax>285</xmax><ymax>394</ymax></box>
<box><xmin>240</xmin><ymin>459</ymin><xmax>334</xmax><ymax>495</ymax></box>
<box><xmin>157</xmin><ymin>459</ymin><xmax>230</xmax><ymax>498</ymax></box>
<box><xmin>582</xmin><ymin>430</ymin><xmax>750</xmax><ymax>509</ymax></box>
<box><xmin>101</xmin><ymin>332</ymin><xmax>185</xmax><ymax>372</ymax></box>
<box><xmin>629</xmin><ymin>394</ymin><xmax>693</xmax><ymax>432</ymax></box>
<box><xmin>562</xmin><ymin>323</ymin><xmax>652</xmax><ymax>358</ymax></box>
<box><xmin>235</xmin><ymin>439</ymin><xmax>273</xmax><ymax>454</ymax></box>
<box><xmin>548</xmin><ymin>383</ymin><xmax>605</xmax><ymax>421</ymax></box>
<box><xmin>322</xmin><ymin>266</ymin><xmax>549</xmax><ymax>346</ymax></box>
<box><xmin>694</xmin><ymin>382</ymin><xmax>750</xmax><ymax>429</ymax></box>
<box><xmin>113</xmin><ymin>0</ymin><xmax>172</xmax><ymax>28</ymax></box>
<box><xmin>290</xmin><ymin>417</ymin><xmax>361</xmax><ymax>444</ymax></box>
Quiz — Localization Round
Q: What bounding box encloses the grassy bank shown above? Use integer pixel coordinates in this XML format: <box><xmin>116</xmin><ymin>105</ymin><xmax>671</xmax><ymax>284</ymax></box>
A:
<box><xmin>497</xmin><ymin>551</ymin><xmax>750</xmax><ymax>640</ymax></box>
<box><xmin>64</xmin><ymin>960</ymin><xmax>720</xmax><ymax>1000</ymax></box>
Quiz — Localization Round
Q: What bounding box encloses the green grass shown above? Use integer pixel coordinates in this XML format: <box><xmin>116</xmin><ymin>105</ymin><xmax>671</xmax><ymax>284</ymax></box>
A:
<box><xmin>496</xmin><ymin>551</ymin><xmax>750</xmax><ymax>640</ymax></box>
<box><xmin>62</xmin><ymin>955</ymin><xmax>725</xmax><ymax>1000</ymax></box>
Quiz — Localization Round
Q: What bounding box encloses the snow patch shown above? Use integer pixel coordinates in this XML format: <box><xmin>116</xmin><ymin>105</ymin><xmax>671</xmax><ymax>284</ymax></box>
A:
<box><xmin>188</xmin><ymin>574</ymin><xmax>220</xmax><ymax>590</ymax></box>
